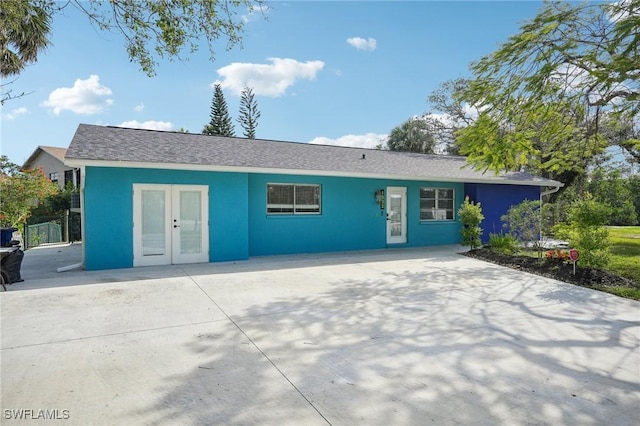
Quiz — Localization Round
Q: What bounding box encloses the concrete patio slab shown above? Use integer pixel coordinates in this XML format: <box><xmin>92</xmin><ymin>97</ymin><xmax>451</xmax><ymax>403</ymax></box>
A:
<box><xmin>2</xmin><ymin>321</ymin><xmax>325</xmax><ymax>425</ymax></box>
<box><xmin>1</xmin><ymin>276</ymin><xmax>227</xmax><ymax>348</ymax></box>
<box><xmin>2</xmin><ymin>246</ymin><xmax>639</xmax><ymax>425</ymax></box>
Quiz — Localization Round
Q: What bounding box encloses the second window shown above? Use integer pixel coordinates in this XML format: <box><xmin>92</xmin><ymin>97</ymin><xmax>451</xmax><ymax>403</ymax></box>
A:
<box><xmin>267</xmin><ymin>183</ymin><xmax>321</xmax><ymax>214</ymax></box>
<box><xmin>420</xmin><ymin>188</ymin><xmax>454</xmax><ymax>221</ymax></box>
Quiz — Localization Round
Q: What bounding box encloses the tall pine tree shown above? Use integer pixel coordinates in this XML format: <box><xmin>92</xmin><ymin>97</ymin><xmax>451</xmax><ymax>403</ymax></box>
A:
<box><xmin>203</xmin><ymin>84</ymin><xmax>235</xmax><ymax>136</ymax></box>
<box><xmin>237</xmin><ymin>86</ymin><xmax>261</xmax><ymax>139</ymax></box>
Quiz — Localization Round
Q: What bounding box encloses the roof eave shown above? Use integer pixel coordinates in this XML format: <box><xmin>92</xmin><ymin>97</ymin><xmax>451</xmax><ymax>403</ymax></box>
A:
<box><xmin>65</xmin><ymin>158</ymin><xmax>563</xmax><ymax>188</ymax></box>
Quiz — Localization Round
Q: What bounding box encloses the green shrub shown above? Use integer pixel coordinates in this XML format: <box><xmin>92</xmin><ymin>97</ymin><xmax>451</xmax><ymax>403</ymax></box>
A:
<box><xmin>488</xmin><ymin>232</ymin><xmax>520</xmax><ymax>254</ymax></box>
<box><xmin>550</xmin><ymin>223</ymin><xmax>572</xmax><ymax>241</ymax></box>
<box><xmin>501</xmin><ymin>200</ymin><xmax>541</xmax><ymax>244</ymax></box>
<box><xmin>459</xmin><ymin>196</ymin><xmax>484</xmax><ymax>250</ymax></box>
<box><xmin>501</xmin><ymin>199</ymin><xmax>543</xmax><ymax>256</ymax></box>
<box><xmin>568</xmin><ymin>195</ymin><xmax>611</xmax><ymax>268</ymax></box>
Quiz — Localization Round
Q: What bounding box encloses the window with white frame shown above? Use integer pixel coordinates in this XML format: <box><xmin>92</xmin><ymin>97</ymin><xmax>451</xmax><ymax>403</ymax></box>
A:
<box><xmin>49</xmin><ymin>172</ymin><xmax>58</xmax><ymax>183</ymax></box>
<box><xmin>420</xmin><ymin>188</ymin><xmax>454</xmax><ymax>221</ymax></box>
<box><xmin>267</xmin><ymin>183</ymin><xmax>321</xmax><ymax>214</ymax></box>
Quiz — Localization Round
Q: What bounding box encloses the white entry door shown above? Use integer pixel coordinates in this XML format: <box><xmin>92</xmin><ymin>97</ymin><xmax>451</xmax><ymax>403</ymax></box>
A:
<box><xmin>133</xmin><ymin>184</ymin><xmax>209</xmax><ymax>266</ymax></box>
<box><xmin>386</xmin><ymin>186</ymin><xmax>407</xmax><ymax>244</ymax></box>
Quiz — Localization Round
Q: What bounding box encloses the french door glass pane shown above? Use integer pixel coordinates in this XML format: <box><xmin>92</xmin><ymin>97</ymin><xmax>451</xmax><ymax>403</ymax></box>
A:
<box><xmin>390</xmin><ymin>194</ymin><xmax>402</xmax><ymax>237</ymax></box>
<box><xmin>180</xmin><ymin>190</ymin><xmax>202</xmax><ymax>254</ymax></box>
<box><xmin>142</xmin><ymin>190</ymin><xmax>166</xmax><ymax>256</ymax></box>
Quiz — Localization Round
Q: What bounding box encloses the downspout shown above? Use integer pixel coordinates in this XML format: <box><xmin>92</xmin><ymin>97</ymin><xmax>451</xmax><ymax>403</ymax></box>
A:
<box><xmin>57</xmin><ymin>165</ymin><xmax>85</xmax><ymax>272</ymax></box>
<box><xmin>539</xmin><ymin>185</ymin><xmax>561</xmax><ymax>244</ymax></box>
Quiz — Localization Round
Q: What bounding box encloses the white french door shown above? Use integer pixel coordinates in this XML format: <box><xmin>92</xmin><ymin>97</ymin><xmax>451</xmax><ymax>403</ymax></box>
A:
<box><xmin>133</xmin><ymin>184</ymin><xmax>209</xmax><ymax>266</ymax></box>
<box><xmin>386</xmin><ymin>186</ymin><xmax>407</xmax><ymax>244</ymax></box>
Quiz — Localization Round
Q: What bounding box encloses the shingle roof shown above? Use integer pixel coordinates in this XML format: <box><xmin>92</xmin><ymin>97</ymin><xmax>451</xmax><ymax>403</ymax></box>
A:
<box><xmin>22</xmin><ymin>146</ymin><xmax>68</xmax><ymax>169</ymax></box>
<box><xmin>65</xmin><ymin>124</ymin><xmax>562</xmax><ymax>187</ymax></box>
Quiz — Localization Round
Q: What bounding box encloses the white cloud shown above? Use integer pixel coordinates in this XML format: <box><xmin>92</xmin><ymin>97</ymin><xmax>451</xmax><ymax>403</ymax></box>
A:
<box><xmin>116</xmin><ymin>120</ymin><xmax>173</xmax><ymax>131</ymax></box>
<box><xmin>1</xmin><ymin>106</ymin><xmax>29</xmax><ymax>120</ymax></box>
<box><xmin>608</xmin><ymin>0</ymin><xmax>635</xmax><ymax>21</ymax></box>
<box><xmin>41</xmin><ymin>75</ymin><xmax>113</xmax><ymax>115</ymax></box>
<box><xmin>242</xmin><ymin>3</ymin><xmax>270</xmax><ymax>23</ymax></box>
<box><xmin>308</xmin><ymin>133</ymin><xmax>388</xmax><ymax>149</ymax></box>
<box><xmin>134</xmin><ymin>102</ymin><xmax>144</xmax><ymax>112</ymax></box>
<box><xmin>428</xmin><ymin>103</ymin><xmax>479</xmax><ymax>127</ymax></box>
<box><xmin>553</xmin><ymin>63</ymin><xmax>632</xmax><ymax>106</ymax></box>
<box><xmin>346</xmin><ymin>37</ymin><xmax>377</xmax><ymax>51</ymax></box>
<box><xmin>215</xmin><ymin>57</ymin><xmax>325</xmax><ymax>97</ymax></box>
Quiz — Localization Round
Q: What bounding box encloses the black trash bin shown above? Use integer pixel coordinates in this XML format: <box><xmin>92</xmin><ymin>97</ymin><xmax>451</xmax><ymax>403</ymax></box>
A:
<box><xmin>1</xmin><ymin>248</ymin><xmax>24</xmax><ymax>285</ymax></box>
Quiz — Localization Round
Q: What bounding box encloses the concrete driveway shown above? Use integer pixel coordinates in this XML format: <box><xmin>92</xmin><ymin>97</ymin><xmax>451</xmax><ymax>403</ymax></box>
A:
<box><xmin>1</xmin><ymin>246</ymin><xmax>639</xmax><ymax>425</ymax></box>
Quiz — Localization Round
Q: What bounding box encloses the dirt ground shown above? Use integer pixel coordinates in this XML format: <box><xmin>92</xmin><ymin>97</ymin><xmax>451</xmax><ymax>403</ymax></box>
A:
<box><xmin>465</xmin><ymin>248</ymin><xmax>637</xmax><ymax>289</ymax></box>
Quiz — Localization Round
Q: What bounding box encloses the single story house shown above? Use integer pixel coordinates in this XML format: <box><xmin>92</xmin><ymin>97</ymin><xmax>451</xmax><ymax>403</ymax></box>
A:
<box><xmin>65</xmin><ymin>124</ymin><xmax>562</xmax><ymax>271</ymax></box>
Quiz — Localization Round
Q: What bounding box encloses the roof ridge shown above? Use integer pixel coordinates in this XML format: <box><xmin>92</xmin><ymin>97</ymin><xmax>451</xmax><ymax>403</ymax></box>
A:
<box><xmin>86</xmin><ymin>123</ymin><xmax>466</xmax><ymax>158</ymax></box>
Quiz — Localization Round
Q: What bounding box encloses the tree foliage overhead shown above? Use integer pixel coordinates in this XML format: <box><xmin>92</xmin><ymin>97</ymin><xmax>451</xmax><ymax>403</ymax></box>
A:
<box><xmin>73</xmin><ymin>0</ymin><xmax>263</xmax><ymax>77</ymax></box>
<box><xmin>388</xmin><ymin>79</ymin><xmax>473</xmax><ymax>155</ymax></box>
<box><xmin>1</xmin><ymin>0</ymin><xmax>263</xmax><ymax>103</ymax></box>
<box><xmin>203</xmin><ymin>83</ymin><xmax>235</xmax><ymax>137</ymax></box>
<box><xmin>1</xmin><ymin>0</ymin><xmax>54</xmax><ymax>103</ymax></box>
<box><xmin>423</xmin><ymin>78</ymin><xmax>477</xmax><ymax>155</ymax></box>
<box><xmin>456</xmin><ymin>0</ymin><xmax>640</xmax><ymax>176</ymax></box>
<box><xmin>237</xmin><ymin>85</ymin><xmax>261</xmax><ymax>139</ymax></box>
<box><xmin>599</xmin><ymin>112</ymin><xmax>640</xmax><ymax>164</ymax></box>
<box><xmin>468</xmin><ymin>0</ymin><xmax>639</xmax><ymax>113</ymax></box>
<box><xmin>0</xmin><ymin>0</ymin><xmax>53</xmax><ymax>77</ymax></box>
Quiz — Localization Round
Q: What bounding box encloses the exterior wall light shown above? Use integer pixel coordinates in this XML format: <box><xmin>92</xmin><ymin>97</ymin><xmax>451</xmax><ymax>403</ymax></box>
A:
<box><xmin>375</xmin><ymin>189</ymin><xmax>385</xmax><ymax>209</ymax></box>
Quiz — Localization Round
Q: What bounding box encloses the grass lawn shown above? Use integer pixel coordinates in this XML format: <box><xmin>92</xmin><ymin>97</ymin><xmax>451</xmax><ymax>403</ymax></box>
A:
<box><xmin>607</xmin><ymin>226</ymin><xmax>640</xmax><ymax>285</ymax></box>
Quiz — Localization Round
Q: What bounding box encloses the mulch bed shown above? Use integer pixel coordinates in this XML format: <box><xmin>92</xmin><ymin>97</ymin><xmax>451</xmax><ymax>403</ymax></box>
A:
<box><xmin>464</xmin><ymin>248</ymin><xmax>638</xmax><ymax>289</ymax></box>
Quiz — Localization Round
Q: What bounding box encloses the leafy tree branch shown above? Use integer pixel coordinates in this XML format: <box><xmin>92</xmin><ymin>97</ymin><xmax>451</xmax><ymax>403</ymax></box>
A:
<box><xmin>1</xmin><ymin>0</ymin><xmax>264</xmax><ymax>102</ymax></box>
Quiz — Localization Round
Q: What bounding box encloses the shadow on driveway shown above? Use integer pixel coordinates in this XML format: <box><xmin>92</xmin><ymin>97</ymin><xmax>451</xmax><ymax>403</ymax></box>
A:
<box><xmin>2</xmin><ymin>245</ymin><xmax>638</xmax><ymax>424</ymax></box>
<box><xmin>142</xmin><ymin>257</ymin><xmax>640</xmax><ymax>424</ymax></box>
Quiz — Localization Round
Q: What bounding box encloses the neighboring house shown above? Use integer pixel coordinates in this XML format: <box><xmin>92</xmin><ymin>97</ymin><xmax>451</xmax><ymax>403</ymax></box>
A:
<box><xmin>65</xmin><ymin>124</ymin><xmax>562</xmax><ymax>271</ymax></box>
<box><xmin>22</xmin><ymin>146</ymin><xmax>80</xmax><ymax>191</ymax></box>
<box><xmin>23</xmin><ymin>146</ymin><xmax>81</xmax><ymax>215</ymax></box>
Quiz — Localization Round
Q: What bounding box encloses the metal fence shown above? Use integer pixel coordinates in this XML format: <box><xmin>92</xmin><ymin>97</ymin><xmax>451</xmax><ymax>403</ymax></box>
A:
<box><xmin>23</xmin><ymin>212</ymin><xmax>81</xmax><ymax>249</ymax></box>
<box><xmin>25</xmin><ymin>222</ymin><xmax>62</xmax><ymax>247</ymax></box>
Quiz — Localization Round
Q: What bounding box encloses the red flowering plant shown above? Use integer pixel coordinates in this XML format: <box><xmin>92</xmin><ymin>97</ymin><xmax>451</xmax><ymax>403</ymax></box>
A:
<box><xmin>545</xmin><ymin>248</ymin><xmax>569</xmax><ymax>262</ymax></box>
<box><xmin>0</xmin><ymin>156</ymin><xmax>58</xmax><ymax>228</ymax></box>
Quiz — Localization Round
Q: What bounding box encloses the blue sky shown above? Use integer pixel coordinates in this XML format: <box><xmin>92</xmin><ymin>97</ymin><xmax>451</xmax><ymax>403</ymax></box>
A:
<box><xmin>1</xmin><ymin>1</ymin><xmax>546</xmax><ymax>165</ymax></box>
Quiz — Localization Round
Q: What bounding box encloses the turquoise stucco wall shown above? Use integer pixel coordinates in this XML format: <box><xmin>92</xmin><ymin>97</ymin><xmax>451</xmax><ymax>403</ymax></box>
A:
<box><xmin>83</xmin><ymin>166</ymin><xmax>477</xmax><ymax>269</ymax></box>
<box><xmin>248</xmin><ymin>174</ymin><xmax>464</xmax><ymax>256</ymax></box>
<box><xmin>83</xmin><ymin>167</ymin><xmax>248</xmax><ymax>270</ymax></box>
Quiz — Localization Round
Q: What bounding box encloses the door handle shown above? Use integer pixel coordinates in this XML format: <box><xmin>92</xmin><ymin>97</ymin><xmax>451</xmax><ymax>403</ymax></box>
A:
<box><xmin>173</xmin><ymin>224</ymin><xmax>180</xmax><ymax>228</ymax></box>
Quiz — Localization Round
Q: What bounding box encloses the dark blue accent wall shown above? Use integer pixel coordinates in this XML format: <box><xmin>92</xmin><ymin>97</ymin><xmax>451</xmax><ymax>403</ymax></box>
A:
<box><xmin>464</xmin><ymin>183</ymin><xmax>540</xmax><ymax>242</ymax></box>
